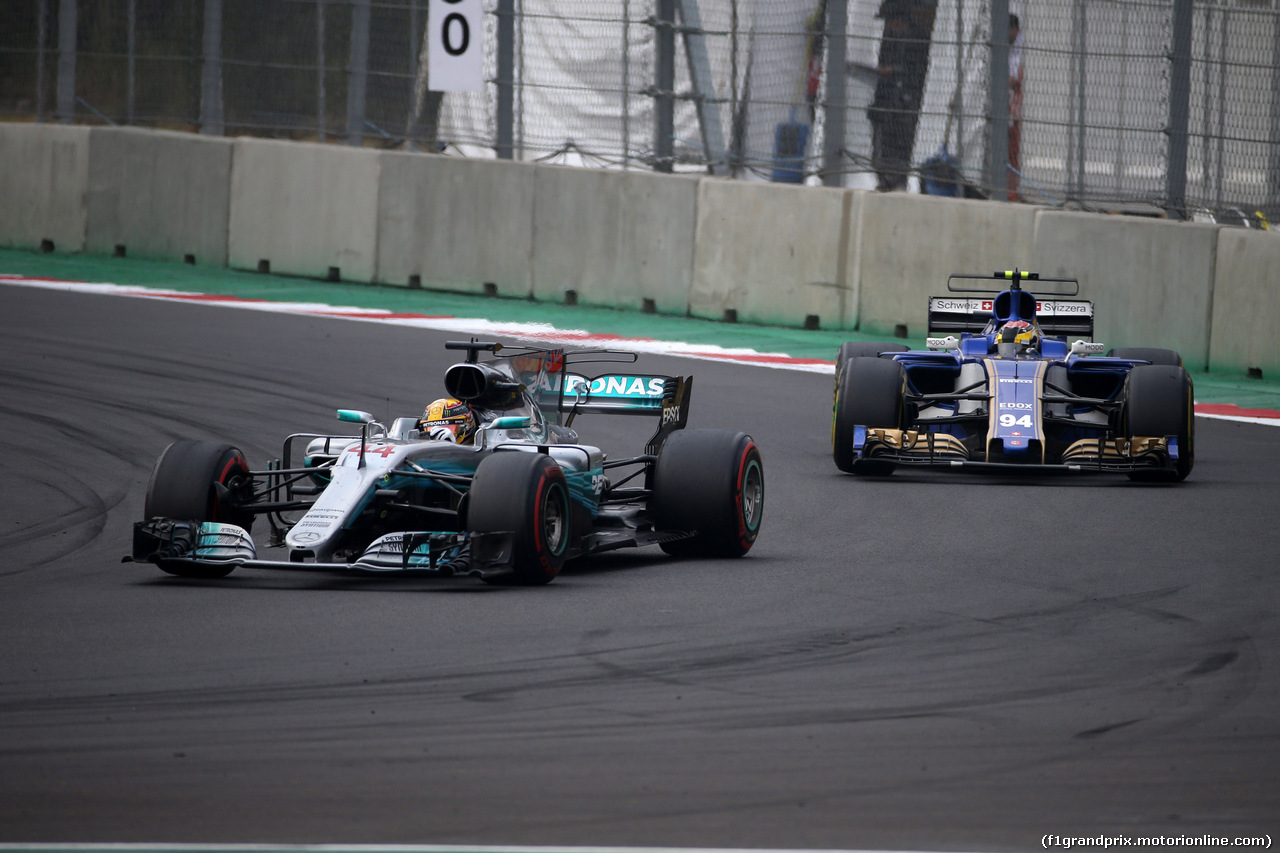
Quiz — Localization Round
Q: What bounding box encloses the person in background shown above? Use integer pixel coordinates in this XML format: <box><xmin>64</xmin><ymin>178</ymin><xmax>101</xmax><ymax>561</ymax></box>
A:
<box><xmin>1008</xmin><ymin>13</ymin><xmax>1024</xmax><ymax>201</ymax></box>
<box><xmin>868</xmin><ymin>0</ymin><xmax>937</xmax><ymax>191</ymax></box>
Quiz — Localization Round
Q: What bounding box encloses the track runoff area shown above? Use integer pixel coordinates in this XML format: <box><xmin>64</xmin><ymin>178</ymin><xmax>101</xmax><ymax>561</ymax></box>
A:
<box><xmin>0</xmin><ymin>838</ymin><xmax>1272</xmax><ymax>853</ymax></box>
<box><xmin>1</xmin><ymin>262</ymin><xmax>1278</xmax><ymax>427</ymax></box>
<box><xmin>3</xmin><ymin>259</ymin><xmax>1276</xmax><ymax>853</ymax></box>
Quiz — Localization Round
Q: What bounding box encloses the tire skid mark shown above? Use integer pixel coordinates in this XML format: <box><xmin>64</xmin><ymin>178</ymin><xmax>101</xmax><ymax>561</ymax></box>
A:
<box><xmin>1186</xmin><ymin>649</ymin><xmax>1240</xmax><ymax>676</ymax></box>
<box><xmin>1074</xmin><ymin>718</ymin><xmax>1144</xmax><ymax>739</ymax></box>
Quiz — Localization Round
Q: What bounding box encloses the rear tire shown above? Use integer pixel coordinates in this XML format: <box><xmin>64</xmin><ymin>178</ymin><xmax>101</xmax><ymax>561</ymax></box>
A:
<box><xmin>651</xmin><ymin>429</ymin><xmax>763</xmax><ymax>558</ymax></box>
<box><xmin>832</xmin><ymin>356</ymin><xmax>905</xmax><ymax>474</ymax></box>
<box><xmin>1124</xmin><ymin>364</ymin><xmax>1195</xmax><ymax>482</ymax></box>
<box><xmin>144</xmin><ymin>440</ymin><xmax>254</xmax><ymax>578</ymax></box>
<box><xmin>470</xmin><ymin>452</ymin><xmax>571</xmax><ymax>585</ymax></box>
<box><xmin>1108</xmin><ymin>347</ymin><xmax>1183</xmax><ymax>367</ymax></box>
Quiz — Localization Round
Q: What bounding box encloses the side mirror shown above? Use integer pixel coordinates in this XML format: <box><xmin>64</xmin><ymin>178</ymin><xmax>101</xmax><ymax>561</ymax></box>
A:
<box><xmin>1071</xmin><ymin>340</ymin><xmax>1105</xmax><ymax>356</ymax></box>
<box><xmin>927</xmin><ymin>336</ymin><xmax>958</xmax><ymax>351</ymax></box>
<box><xmin>337</xmin><ymin>409</ymin><xmax>383</xmax><ymax>469</ymax></box>
<box><xmin>489</xmin><ymin>416</ymin><xmax>532</xmax><ymax>430</ymax></box>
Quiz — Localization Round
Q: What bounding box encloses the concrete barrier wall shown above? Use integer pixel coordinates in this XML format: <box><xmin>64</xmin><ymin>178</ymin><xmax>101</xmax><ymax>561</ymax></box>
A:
<box><xmin>1209</xmin><ymin>228</ymin><xmax>1280</xmax><ymax>378</ymax></box>
<box><xmin>377</xmin><ymin>152</ymin><xmax>536</xmax><ymax>297</ymax></box>
<box><xmin>5</xmin><ymin>122</ymin><xmax>1280</xmax><ymax>378</ymax></box>
<box><xmin>530</xmin><ymin>165</ymin><xmax>699</xmax><ymax>314</ymax></box>
<box><xmin>0</xmin><ymin>123</ymin><xmax>90</xmax><ymax>253</ymax></box>
<box><xmin>690</xmin><ymin>178</ymin><xmax>850</xmax><ymax>328</ymax></box>
<box><xmin>1032</xmin><ymin>210</ymin><xmax>1218</xmax><ymax>369</ymax></box>
<box><xmin>228</xmin><ymin>138</ymin><xmax>380</xmax><ymax>282</ymax></box>
<box><xmin>86</xmin><ymin>127</ymin><xmax>233</xmax><ymax>265</ymax></box>
<box><xmin>853</xmin><ymin>192</ymin><xmax>1039</xmax><ymax>339</ymax></box>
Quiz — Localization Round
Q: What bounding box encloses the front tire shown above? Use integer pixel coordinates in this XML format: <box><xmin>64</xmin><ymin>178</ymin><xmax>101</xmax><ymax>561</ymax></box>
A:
<box><xmin>1108</xmin><ymin>347</ymin><xmax>1183</xmax><ymax>367</ymax></box>
<box><xmin>835</xmin><ymin>341</ymin><xmax>910</xmax><ymax>393</ymax></box>
<box><xmin>144</xmin><ymin>440</ymin><xmax>254</xmax><ymax>578</ymax></box>
<box><xmin>832</xmin><ymin>356</ymin><xmax>906</xmax><ymax>474</ymax></box>
<box><xmin>469</xmin><ymin>451</ymin><xmax>571</xmax><ymax>585</ymax></box>
<box><xmin>651</xmin><ymin>429</ymin><xmax>763</xmax><ymax>558</ymax></box>
<box><xmin>1124</xmin><ymin>364</ymin><xmax>1195</xmax><ymax>481</ymax></box>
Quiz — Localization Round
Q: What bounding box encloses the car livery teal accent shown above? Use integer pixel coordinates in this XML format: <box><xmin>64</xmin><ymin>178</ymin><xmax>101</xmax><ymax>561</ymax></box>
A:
<box><xmin>563</xmin><ymin>467</ymin><xmax>603</xmax><ymax>514</ymax></box>
<box><xmin>566</xmin><ymin>374</ymin><xmax>666</xmax><ymax>403</ymax></box>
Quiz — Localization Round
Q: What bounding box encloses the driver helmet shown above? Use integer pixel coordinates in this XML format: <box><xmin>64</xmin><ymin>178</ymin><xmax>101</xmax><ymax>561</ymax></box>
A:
<box><xmin>996</xmin><ymin>320</ymin><xmax>1039</xmax><ymax>356</ymax></box>
<box><xmin>418</xmin><ymin>397</ymin><xmax>476</xmax><ymax>444</ymax></box>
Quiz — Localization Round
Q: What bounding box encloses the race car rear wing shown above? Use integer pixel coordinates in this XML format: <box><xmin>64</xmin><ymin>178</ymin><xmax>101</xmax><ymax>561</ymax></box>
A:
<box><xmin>552</xmin><ymin>372</ymin><xmax>693</xmax><ymax>455</ymax></box>
<box><xmin>448</xmin><ymin>341</ymin><xmax>694</xmax><ymax>453</ymax></box>
<box><xmin>558</xmin><ymin>373</ymin><xmax>673</xmax><ymax>415</ymax></box>
<box><xmin>930</xmin><ymin>269</ymin><xmax>1095</xmax><ymax>339</ymax></box>
<box><xmin>927</xmin><ymin>296</ymin><xmax>1095</xmax><ymax>339</ymax></box>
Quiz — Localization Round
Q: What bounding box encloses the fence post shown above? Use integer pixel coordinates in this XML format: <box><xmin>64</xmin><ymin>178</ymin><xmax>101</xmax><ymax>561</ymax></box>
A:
<box><xmin>404</xmin><ymin>0</ymin><xmax>421</xmax><ymax>144</ymax></box>
<box><xmin>496</xmin><ymin>0</ymin><xmax>515</xmax><ymax>159</ymax></box>
<box><xmin>346</xmin><ymin>0</ymin><xmax>371</xmax><ymax>145</ymax></box>
<box><xmin>623</xmin><ymin>0</ymin><xmax>631</xmax><ymax>166</ymax></box>
<box><xmin>317</xmin><ymin>0</ymin><xmax>327</xmax><ymax>140</ymax></box>
<box><xmin>821</xmin><ymin>0</ymin><xmax>847</xmax><ymax>187</ymax></box>
<box><xmin>1165</xmin><ymin>0</ymin><xmax>1193</xmax><ymax>220</ymax></box>
<box><xmin>200</xmin><ymin>0</ymin><xmax>224</xmax><ymax>135</ymax></box>
<box><xmin>654</xmin><ymin>0</ymin><xmax>675</xmax><ymax>173</ymax></box>
<box><xmin>984</xmin><ymin>0</ymin><xmax>1009</xmax><ymax>199</ymax></box>
<box><xmin>953</xmin><ymin>0</ymin><xmax>965</xmax><ymax>163</ymax></box>
<box><xmin>36</xmin><ymin>0</ymin><xmax>48</xmax><ymax>120</ymax></box>
<box><xmin>1268</xmin><ymin>10</ymin><xmax>1280</xmax><ymax>222</ymax></box>
<box><xmin>1066</xmin><ymin>0</ymin><xmax>1087</xmax><ymax>203</ymax></box>
<box><xmin>56</xmin><ymin>0</ymin><xmax>76</xmax><ymax>124</ymax></box>
<box><xmin>127</xmin><ymin>0</ymin><xmax>136</xmax><ymax>124</ymax></box>
<box><xmin>676</xmin><ymin>0</ymin><xmax>728</xmax><ymax>176</ymax></box>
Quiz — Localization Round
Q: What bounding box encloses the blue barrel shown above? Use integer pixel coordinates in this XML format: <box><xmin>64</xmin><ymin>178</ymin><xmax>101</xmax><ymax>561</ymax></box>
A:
<box><xmin>771</xmin><ymin>121</ymin><xmax>809</xmax><ymax>183</ymax></box>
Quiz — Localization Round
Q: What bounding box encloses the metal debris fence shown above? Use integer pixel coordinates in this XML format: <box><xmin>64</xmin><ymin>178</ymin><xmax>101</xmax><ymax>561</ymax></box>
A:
<box><xmin>2</xmin><ymin>0</ymin><xmax>1277</xmax><ymax>223</ymax></box>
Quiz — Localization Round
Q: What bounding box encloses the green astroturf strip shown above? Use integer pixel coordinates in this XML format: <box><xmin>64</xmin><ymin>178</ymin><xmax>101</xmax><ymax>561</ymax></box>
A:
<box><xmin>0</xmin><ymin>249</ymin><xmax>868</xmax><ymax>361</ymax></box>
<box><xmin>4</xmin><ymin>247</ymin><xmax>1279</xmax><ymax>410</ymax></box>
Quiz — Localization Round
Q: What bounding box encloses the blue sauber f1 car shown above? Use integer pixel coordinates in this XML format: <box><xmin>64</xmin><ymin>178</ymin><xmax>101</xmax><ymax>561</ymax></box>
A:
<box><xmin>832</xmin><ymin>270</ymin><xmax>1194</xmax><ymax>481</ymax></box>
<box><xmin>129</xmin><ymin>340</ymin><xmax>764</xmax><ymax>585</ymax></box>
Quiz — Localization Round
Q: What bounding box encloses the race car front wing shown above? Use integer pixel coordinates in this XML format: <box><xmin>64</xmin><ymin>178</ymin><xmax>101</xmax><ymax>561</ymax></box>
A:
<box><xmin>126</xmin><ymin>518</ymin><xmax>517</xmax><ymax>580</ymax></box>
<box><xmin>126</xmin><ymin>517</ymin><xmax>698</xmax><ymax>579</ymax></box>
<box><xmin>849</xmin><ymin>426</ymin><xmax>1183</xmax><ymax>474</ymax></box>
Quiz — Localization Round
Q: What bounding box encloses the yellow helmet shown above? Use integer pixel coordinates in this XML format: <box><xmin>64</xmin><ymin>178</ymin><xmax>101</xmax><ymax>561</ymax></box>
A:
<box><xmin>418</xmin><ymin>397</ymin><xmax>476</xmax><ymax>443</ymax></box>
<box><xmin>996</xmin><ymin>320</ymin><xmax>1039</xmax><ymax>354</ymax></box>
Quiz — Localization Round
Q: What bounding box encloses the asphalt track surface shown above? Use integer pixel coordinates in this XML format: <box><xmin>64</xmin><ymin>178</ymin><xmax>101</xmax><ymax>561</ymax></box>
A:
<box><xmin>2</xmin><ymin>280</ymin><xmax>1278</xmax><ymax>853</ymax></box>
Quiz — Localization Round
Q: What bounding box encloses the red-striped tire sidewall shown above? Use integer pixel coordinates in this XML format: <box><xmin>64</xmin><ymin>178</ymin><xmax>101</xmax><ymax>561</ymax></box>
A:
<box><xmin>734</xmin><ymin>439</ymin><xmax>763</xmax><ymax>553</ymax></box>
<box><xmin>529</xmin><ymin>467</ymin><xmax>569</xmax><ymax>580</ymax></box>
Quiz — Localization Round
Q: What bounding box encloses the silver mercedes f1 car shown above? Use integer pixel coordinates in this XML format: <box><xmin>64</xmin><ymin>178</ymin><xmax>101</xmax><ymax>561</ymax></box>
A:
<box><xmin>128</xmin><ymin>340</ymin><xmax>764</xmax><ymax>585</ymax></box>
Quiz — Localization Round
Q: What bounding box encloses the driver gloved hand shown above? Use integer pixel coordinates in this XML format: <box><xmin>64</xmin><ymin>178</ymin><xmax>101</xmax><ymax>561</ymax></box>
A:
<box><xmin>426</xmin><ymin>426</ymin><xmax>457</xmax><ymax>442</ymax></box>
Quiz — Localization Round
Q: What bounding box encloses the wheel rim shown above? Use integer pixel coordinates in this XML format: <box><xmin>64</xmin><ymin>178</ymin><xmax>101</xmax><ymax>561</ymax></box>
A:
<box><xmin>542</xmin><ymin>484</ymin><xmax>568</xmax><ymax>555</ymax></box>
<box><xmin>740</xmin><ymin>457</ymin><xmax>764</xmax><ymax>532</ymax></box>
